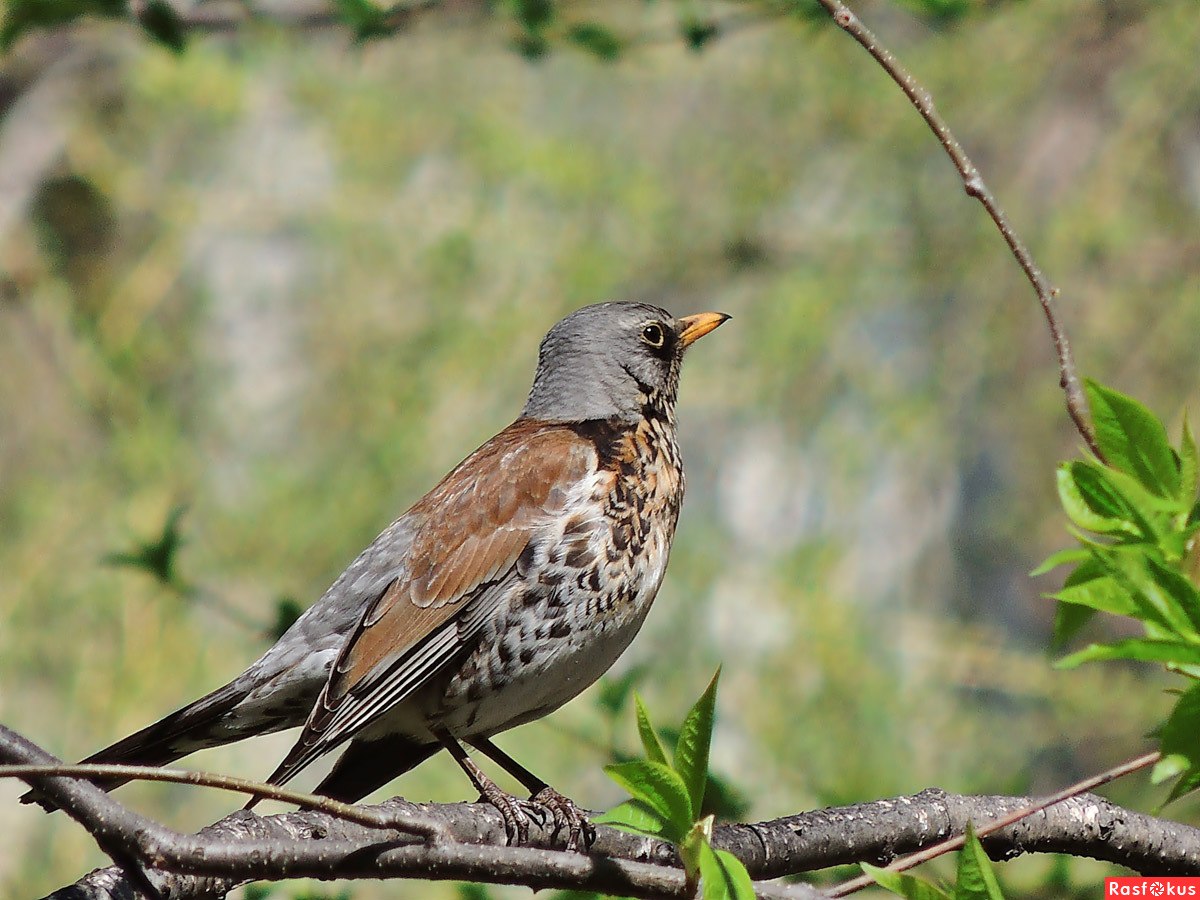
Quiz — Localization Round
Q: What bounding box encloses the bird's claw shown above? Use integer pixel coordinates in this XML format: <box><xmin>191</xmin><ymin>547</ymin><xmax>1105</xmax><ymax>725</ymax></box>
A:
<box><xmin>476</xmin><ymin>782</ymin><xmax>591</xmax><ymax>850</ymax></box>
<box><xmin>531</xmin><ymin>786</ymin><xmax>593</xmax><ymax>852</ymax></box>
<box><xmin>477</xmin><ymin>785</ymin><xmax>531</xmax><ymax>845</ymax></box>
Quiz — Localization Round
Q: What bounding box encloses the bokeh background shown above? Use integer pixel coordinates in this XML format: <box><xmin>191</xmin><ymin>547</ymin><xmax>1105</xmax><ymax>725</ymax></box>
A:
<box><xmin>2</xmin><ymin>0</ymin><xmax>1199</xmax><ymax>896</ymax></box>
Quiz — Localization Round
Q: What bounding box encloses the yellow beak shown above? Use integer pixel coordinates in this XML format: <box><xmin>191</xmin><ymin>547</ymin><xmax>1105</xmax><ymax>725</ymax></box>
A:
<box><xmin>678</xmin><ymin>312</ymin><xmax>731</xmax><ymax>348</ymax></box>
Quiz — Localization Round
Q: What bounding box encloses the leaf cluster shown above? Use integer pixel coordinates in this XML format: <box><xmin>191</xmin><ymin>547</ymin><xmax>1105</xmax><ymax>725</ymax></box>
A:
<box><xmin>1041</xmin><ymin>379</ymin><xmax>1200</xmax><ymax>800</ymax></box>
<box><xmin>595</xmin><ymin>670</ymin><xmax>755</xmax><ymax>900</ymax></box>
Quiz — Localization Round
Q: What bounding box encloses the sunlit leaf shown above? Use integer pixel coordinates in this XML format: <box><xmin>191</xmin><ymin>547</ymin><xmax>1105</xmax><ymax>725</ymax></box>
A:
<box><xmin>1030</xmin><ymin>547</ymin><xmax>1088</xmax><ymax>577</ymax></box>
<box><xmin>1056</xmin><ymin>638</ymin><xmax>1200</xmax><ymax>670</ymax></box>
<box><xmin>955</xmin><ymin>822</ymin><xmax>1006</xmax><ymax>900</ymax></box>
<box><xmin>1158</xmin><ymin>683</ymin><xmax>1200</xmax><ymax>802</ymax></box>
<box><xmin>634</xmin><ymin>694</ymin><xmax>669</xmax><ymax>766</ymax></box>
<box><xmin>675</xmin><ymin>668</ymin><xmax>720</xmax><ymax>820</ymax></box>
<box><xmin>696</xmin><ymin>839</ymin><xmax>755</xmax><ymax>900</ymax></box>
<box><xmin>1050</xmin><ymin>566</ymin><xmax>1136</xmax><ymax>619</ymax></box>
<box><xmin>1051</xmin><ymin>601</ymin><xmax>1096</xmax><ymax>649</ymax></box>
<box><xmin>1092</xmin><ymin>547</ymin><xmax>1200</xmax><ymax>639</ymax></box>
<box><xmin>862</xmin><ymin>863</ymin><xmax>951</xmax><ymax>900</ymax></box>
<box><xmin>604</xmin><ymin>760</ymin><xmax>692</xmax><ymax>837</ymax></box>
<box><xmin>592</xmin><ymin>798</ymin><xmax>670</xmax><ymax>838</ymax></box>
<box><xmin>1180</xmin><ymin>412</ymin><xmax>1198</xmax><ymax>504</ymax></box>
<box><xmin>1086</xmin><ymin>379</ymin><xmax>1179</xmax><ymax>499</ymax></box>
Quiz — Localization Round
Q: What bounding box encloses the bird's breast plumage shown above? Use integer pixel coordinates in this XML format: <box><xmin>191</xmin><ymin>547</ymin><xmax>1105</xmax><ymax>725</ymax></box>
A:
<box><xmin>428</xmin><ymin>407</ymin><xmax>685</xmax><ymax>738</ymax></box>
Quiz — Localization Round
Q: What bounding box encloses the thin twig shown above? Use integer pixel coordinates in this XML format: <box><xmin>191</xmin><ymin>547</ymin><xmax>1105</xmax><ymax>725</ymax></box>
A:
<box><xmin>827</xmin><ymin>750</ymin><xmax>1161</xmax><ymax>897</ymax></box>
<box><xmin>0</xmin><ymin>762</ymin><xmax>447</xmax><ymax>840</ymax></box>
<box><xmin>813</xmin><ymin>0</ymin><xmax>1102</xmax><ymax>460</ymax></box>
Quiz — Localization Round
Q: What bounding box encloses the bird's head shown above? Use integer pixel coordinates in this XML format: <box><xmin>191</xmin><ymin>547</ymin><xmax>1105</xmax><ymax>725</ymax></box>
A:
<box><xmin>522</xmin><ymin>301</ymin><xmax>729</xmax><ymax>424</ymax></box>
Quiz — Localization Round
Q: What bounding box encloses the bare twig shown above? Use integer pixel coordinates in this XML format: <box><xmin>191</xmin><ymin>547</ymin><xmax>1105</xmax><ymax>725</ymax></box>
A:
<box><xmin>812</xmin><ymin>0</ymin><xmax>1102</xmax><ymax>459</ymax></box>
<box><xmin>827</xmin><ymin>750</ymin><xmax>1162</xmax><ymax>896</ymax></box>
<box><xmin>0</xmin><ymin>762</ymin><xmax>447</xmax><ymax>839</ymax></box>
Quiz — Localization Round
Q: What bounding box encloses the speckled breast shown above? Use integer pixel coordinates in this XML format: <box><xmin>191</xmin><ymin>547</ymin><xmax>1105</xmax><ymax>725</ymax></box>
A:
<box><xmin>431</xmin><ymin>410</ymin><xmax>685</xmax><ymax>738</ymax></box>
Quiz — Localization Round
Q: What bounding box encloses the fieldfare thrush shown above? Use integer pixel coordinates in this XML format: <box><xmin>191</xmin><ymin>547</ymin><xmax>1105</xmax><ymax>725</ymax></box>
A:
<box><xmin>25</xmin><ymin>301</ymin><xmax>728</xmax><ymax>849</ymax></box>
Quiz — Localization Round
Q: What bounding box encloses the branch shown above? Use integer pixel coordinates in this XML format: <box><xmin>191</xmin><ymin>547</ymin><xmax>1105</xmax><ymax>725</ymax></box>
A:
<box><xmin>813</xmin><ymin>0</ymin><xmax>1102</xmax><ymax>460</ymax></box>
<box><xmin>8</xmin><ymin>717</ymin><xmax>1199</xmax><ymax>900</ymax></box>
<box><xmin>827</xmin><ymin>750</ymin><xmax>1162</xmax><ymax>896</ymax></box>
<box><xmin>0</xmin><ymin>725</ymin><xmax>817</xmax><ymax>900</ymax></box>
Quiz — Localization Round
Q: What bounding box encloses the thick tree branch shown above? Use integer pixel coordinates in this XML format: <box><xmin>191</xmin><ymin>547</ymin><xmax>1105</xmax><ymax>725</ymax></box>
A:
<box><xmin>6</xmin><ymin>722</ymin><xmax>1199</xmax><ymax>900</ymax></box>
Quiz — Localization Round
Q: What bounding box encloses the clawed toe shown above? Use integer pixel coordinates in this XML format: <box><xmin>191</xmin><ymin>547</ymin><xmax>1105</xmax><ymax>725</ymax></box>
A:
<box><xmin>531</xmin><ymin>786</ymin><xmax>593</xmax><ymax>851</ymax></box>
<box><xmin>477</xmin><ymin>786</ymin><xmax>531</xmax><ymax>845</ymax></box>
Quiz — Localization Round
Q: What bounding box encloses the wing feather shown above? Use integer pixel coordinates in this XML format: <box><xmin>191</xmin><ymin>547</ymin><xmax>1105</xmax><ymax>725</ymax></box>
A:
<box><xmin>261</xmin><ymin>419</ymin><xmax>597</xmax><ymax>788</ymax></box>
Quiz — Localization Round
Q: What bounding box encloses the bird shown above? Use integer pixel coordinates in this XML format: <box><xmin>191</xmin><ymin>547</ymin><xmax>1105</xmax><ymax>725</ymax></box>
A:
<box><xmin>24</xmin><ymin>301</ymin><xmax>728</xmax><ymax>849</ymax></box>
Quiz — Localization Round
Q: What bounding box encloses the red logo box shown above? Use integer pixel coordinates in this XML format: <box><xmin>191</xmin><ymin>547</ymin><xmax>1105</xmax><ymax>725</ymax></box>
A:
<box><xmin>1106</xmin><ymin>878</ymin><xmax>1200</xmax><ymax>897</ymax></box>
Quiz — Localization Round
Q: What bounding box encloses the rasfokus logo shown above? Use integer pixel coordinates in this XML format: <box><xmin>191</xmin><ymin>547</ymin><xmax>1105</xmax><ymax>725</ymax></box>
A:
<box><xmin>1107</xmin><ymin>878</ymin><xmax>1200</xmax><ymax>896</ymax></box>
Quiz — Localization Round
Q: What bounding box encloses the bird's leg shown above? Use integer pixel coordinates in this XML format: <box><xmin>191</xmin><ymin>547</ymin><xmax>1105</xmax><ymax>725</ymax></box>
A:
<box><xmin>435</xmin><ymin>731</ymin><xmax>530</xmax><ymax>845</ymax></box>
<box><xmin>469</xmin><ymin>736</ymin><xmax>593</xmax><ymax>852</ymax></box>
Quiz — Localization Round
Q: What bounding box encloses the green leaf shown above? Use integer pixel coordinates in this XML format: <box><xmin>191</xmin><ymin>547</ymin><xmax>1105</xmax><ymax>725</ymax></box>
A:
<box><xmin>1050</xmin><ymin>565</ymin><xmax>1136</xmax><ymax>619</ymax></box>
<box><xmin>1058</xmin><ymin>461</ymin><xmax>1171</xmax><ymax>539</ymax></box>
<box><xmin>862</xmin><ymin>863</ymin><xmax>951</xmax><ymax>900</ymax></box>
<box><xmin>1056</xmin><ymin>638</ymin><xmax>1200</xmax><ymax>670</ymax></box>
<box><xmin>137</xmin><ymin>0</ymin><xmax>185</xmax><ymax>52</ymax></box>
<box><xmin>1165</xmin><ymin>765</ymin><xmax>1200</xmax><ymax>805</ymax></box>
<box><xmin>634</xmin><ymin>694</ymin><xmax>669</xmax><ymax>766</ymax></box>
<box><xmin>712</xmin><ymin>849</ymin><xmax>755</xmax><ymax>900</ymax></box>
<box><xmin>955</xmin><ymin>823</ymin><xmax>1006</xmax><ymax>900</ymax></box>
<box><xmin>695</xmin><ymin>839</ymin><xmax>755</xmax><ymax>900</ymax></box>
<box><xmin>1030</xmin><ymin>547</ymin><xmax>1088</xmax><ymax>577</ymax></box>
<box><xmin>592</xmin><ymin>798</ymin><xmax>670</xmax><ymax>838</ymax></box>
<box><xmin>1086</xmin><ymin>379</ymin><xmax>1179</xmax><ymax>499</ymax></box>
<box><xmin>1152</xmin><ymin>752</ymin><xmax>1188</xmax><ymax>785</ymax></box>
<box><xmin>603</xmin><ymin>760</ymin><xmax>693</xmax><ymax>837</ymax></box>
<box><xmin>675</xmin><ymin>668</ymin><xmax>720</xmax><ymax>821</ymax></box>
<box><xmin>1158</xmin><ymin>682</ymin><xmax>1200</xmax><ymax>802</ymax></box>
<box><xmin>1091</xmin><ymin>547</ymin><xmax>1200</xmax><ymax>638</ymax></box>
<box><xmin>1181</xmin><ymin>412</ymin><xmax>1199</xmax><ymax>503</ymax></box>
<box><xmin>1</xmin><ymin>0</ymin><xmax>127</xmax><ymax>49</ymax></box>
<box><xmin>1055</xmin><ymin>463</ymin><xmax>1118</xmax><ymax>533</ymax></box>
<box><xmin>565</xmin><ymin>22</ymin><xmax>622</xmax><ymax>61</ymax></box>
<box><xmin>1051</xmin><ymin>601</ymin><xmax>1096</xmax><ymax>649</ymax></box>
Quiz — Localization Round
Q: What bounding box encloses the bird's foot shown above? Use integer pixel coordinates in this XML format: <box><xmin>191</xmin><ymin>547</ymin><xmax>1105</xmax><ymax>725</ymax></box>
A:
<box><xmin>476</xmin><ymin>781</ymin><xmax>532</xmax><ymax>845</ymax></box>
<box><xmin>530</xmin><ymin>786</ymin><xmax>593</xmax><ymax>852</ymax></box>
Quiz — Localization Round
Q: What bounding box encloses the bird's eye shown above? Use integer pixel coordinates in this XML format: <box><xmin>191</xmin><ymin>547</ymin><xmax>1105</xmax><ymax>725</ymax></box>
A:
<box><xmin>640</xmin><ymin>323</ymin><xmax>665</xmax><ymax>348</ymax></box>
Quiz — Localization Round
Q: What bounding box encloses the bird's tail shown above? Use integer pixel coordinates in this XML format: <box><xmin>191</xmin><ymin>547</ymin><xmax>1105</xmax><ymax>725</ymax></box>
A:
<box><xmin>21</xmin><ymin>678</ymin><xmax>258</xmax><ymax>811</ymax></box>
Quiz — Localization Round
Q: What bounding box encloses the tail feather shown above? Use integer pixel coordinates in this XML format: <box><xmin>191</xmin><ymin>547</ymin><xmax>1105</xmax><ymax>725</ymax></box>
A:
<box><xmin>21</xmin><ymin>678</ymin><xmax>257</xmax><ymax>811</ymax></box>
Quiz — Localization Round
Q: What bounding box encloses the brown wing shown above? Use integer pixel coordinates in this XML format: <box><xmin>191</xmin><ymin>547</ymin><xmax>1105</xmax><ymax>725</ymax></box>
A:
<box><xmin>261</xmin><ymin>418</ymin><xmax>597</xmax><ymax>788</ymax></box>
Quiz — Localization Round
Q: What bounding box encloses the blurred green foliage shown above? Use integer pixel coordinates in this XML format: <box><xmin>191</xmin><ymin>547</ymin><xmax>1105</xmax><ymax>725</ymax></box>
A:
<box><xmin>0</xmin><ymin>1</ymin><xmax>1198</xmax><ymax>898</ymax></box>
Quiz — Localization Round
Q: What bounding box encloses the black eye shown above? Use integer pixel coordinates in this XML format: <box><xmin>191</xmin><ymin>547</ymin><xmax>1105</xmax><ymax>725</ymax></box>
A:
<box><xmin>640</xmin><ymin>323</ymin><xmax>665</xmax><ymax>347</ymax></box>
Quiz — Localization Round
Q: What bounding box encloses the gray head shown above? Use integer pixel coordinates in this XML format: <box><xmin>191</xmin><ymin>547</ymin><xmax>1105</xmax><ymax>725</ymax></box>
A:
<box><xmin>522</xmin><ymin>301</ymin><xmax>729</xmax><ymax>424</ymax></box>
